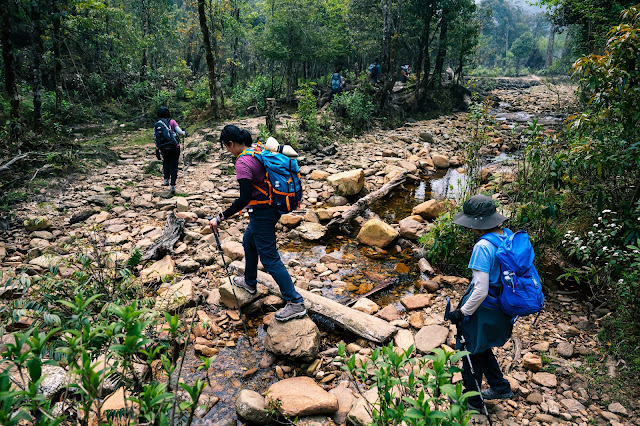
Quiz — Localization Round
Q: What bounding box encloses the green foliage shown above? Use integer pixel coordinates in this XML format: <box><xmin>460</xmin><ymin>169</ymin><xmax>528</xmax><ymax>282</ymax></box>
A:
<box><xmin>231</xmin><ymin>75</ymin><xmax>279</xmax><ymax>115</ymax></box>
<box><xmin>332</xmin><ymin>89</ymin><xmax>375</xmax><ymax>136</ymax></box>
<box><xmin>419</xmin><ymin>208</ymin><xmax>474</xmax><ymax>273</ymax></box>
<box><xmin>339</xmin><ymin>342</ymin><xmax>478</xmax><ymax>425</ymax></box>
<box><xmin>295</xmin><ymin>83</ymin><xmax>329</xmax><ymax>147</ymax></box>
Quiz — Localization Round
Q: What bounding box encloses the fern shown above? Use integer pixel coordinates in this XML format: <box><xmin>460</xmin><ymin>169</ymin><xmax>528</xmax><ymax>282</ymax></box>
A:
<box><xmin>127</xmin><ymin>248</ymin><xmax>143</xmax><ymax>269</ymax></box>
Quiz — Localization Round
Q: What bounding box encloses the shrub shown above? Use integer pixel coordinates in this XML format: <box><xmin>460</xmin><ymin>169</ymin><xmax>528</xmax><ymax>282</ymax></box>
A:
<box><xmin>331</xmin><ymin>89</ymin><xmax>374</xmax><ymax>136</ymax></box>
<box><xmin>231</xmin><ymin>75</ymin><xmax>279</xmax><ymax>115</ymax></box>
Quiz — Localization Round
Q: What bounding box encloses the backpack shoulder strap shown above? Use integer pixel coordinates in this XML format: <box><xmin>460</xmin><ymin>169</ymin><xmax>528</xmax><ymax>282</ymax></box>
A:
<box><xmin>480</xmin><ymin>228</ymin><xmax>513</xmax><ymax>247</ymax></box>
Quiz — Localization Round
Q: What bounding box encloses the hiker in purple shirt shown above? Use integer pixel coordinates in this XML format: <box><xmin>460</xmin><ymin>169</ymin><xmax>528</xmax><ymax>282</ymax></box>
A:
<box><xmin>209</xmin><ymin>125</ymin><xmax>306</xmax><ymax>322</ymax></box>
<box><xmin>154</xmin><ymin>106</ymin><xmax>187</xmax><ymax>194</ymax></box>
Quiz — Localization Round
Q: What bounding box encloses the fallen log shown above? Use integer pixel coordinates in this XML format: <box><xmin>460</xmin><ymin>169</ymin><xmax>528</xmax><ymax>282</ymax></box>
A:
<box><xmin>506</xmin><ymin>336</ymin><xmax>522</xmax><ymax>374</ymax></box>
<box><xmin>345</xmin><ymin>276</ymin><xmax>397</xmax><ymax>307</ymax></box>
<box><xmin>0</xmin><ymin>153</ymin><xmax>29</xmax><ymax>173</ymax></box>
<box><xmin>142</xmin><ymin>212</ymin><xmax>185</xmax><ymax>261</ymax></box>
<box><xmin>230</xmin><ymin>260</ymin><xmax>397</xmax><ymax>343</ymax></box>
<box><xmin>327</xmin><ymin>170</ymin><xmax>409</xmax><ymax>234</ymax></box>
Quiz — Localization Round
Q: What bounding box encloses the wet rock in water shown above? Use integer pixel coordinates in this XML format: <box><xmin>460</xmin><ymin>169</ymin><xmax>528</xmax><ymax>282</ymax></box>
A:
<box><xmin>400</xmin><ymin>294</ymin><xmax>431</xmax><ymax>310</ymax></box>
<box><xmin>556</xmin><ymin>342</ymin><xmax>574</xmax><ymax>358</ymax></box>
<box><xmin>394</xmin><ymin>329</ymin><xmax>415</xmax><ymax>354</ymax></box>
<box><xmin>416</xmin><ymin>279</ymin><xmax>439</xmax><ymax>292</ymax></box>
<box><xmin>356</xmin><ymin>218</ymin><xmax>398</xmax><ymax>248</ymax></box>
<box><xmin>235</xmin><ymin>389</ymin><xmax>272</xmax><ymax>424</ymax></box>
<box><xmin>327</xmin><ymin>169</ymin><xmax>364</xmax><ymax>196</ymax></box>
<box><xmin>295</xmin><ymin>222</ymin><xmax>327</xmax><ymax>241</ymax></box>
<box><xmin>414</xmin><ymin>325</ymin><xmax>449</xmax><ymax>353</ymax></box>
<box><xmin>264</xmin><ymin>316</ymin><xmax>320</xmax><ymax>360</ymax></box>
<box><xmin>222</xmin><ymin>241</ymin><xmax>244</xmax><ymax>260</ymax></box>
<box><xmin>155</xmin><ymin>279</ymin><xmax>196</xmax><ymax>313</ymax></box>
<box><xmin>280</xmin><ymin>213</ymin><xmax>303</xmax><ymax>228</ymax></box>
<box><xmin>417</xmin><ymin>258</ymin><xmax>435</xmax><ymax>274</ymax></box>
<box><xmin>522</xmin><ymin>352</ymin><xmax>543</xmax><ymax>372</ymax></box>
<box><xmin>194</xmin><ymin>344</ymin><xmax>219</xmax><ymax>357</ymax></box>
<box><xmin>347</xmin><ymin>388</ymin><xmax>378</xmax><ymax>426</ymax></box>
<box><xmin>375</xmin><ymin>304</ymin><xmax>402</xmax><ymax>322</ymax></box>
<box><xmin>24</xmin><ymin>216</ymin><xmax>51</xmax><ymax>231</ymax></box>
<box><xmin>265</xmin><ymin>377</ymin><xmax>338</xmax><ymax>417</ymax></box>
<box><xmin>412</xmin><ymin>199</ymin><xmax>444</xmax><ymax>220</ymax></box>
<box><xmin>259</xmin><ymin>351</ymin><xmax>278</xmax><ymax>369</ymax></box>
<box><xmin>351</xmin><ymin>298</ymin><xmax>380</xmax><ymax>314</ymax></box>
<box><xmin>398</xmin><ymin>218</ymin><xmax>424</xmax><ymax>240</ymax></box>
<box><xmin>141</xmin><ymin>255</ymin><xmax>175</xmax><ymax>284</ymax></box>
<box><xmin>532</xmin><ymin>372</ymin><xmax>557</xmax><ymax>388</ymax></box>
<box><xmin>431</xmin><ymin>154</ymin><xmax>450</xmax><ymax>169</ymax></box>
<box><xmin>329</xmin><ymin>381</ymin><xmax>356</xmax><ymax>425</ymax></box>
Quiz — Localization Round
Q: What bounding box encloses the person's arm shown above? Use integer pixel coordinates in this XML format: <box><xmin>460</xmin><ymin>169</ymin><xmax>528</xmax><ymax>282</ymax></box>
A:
<box><xmin>460</xmin><ymin>270</ymin><xmax>490</xmax><ymax>316</ymax></box>
<box><xmin>170</xmin><ymin>119</ymin><xmax>187</xmax><ymax>136</ymax></box>
<box><xmin>208</xmin><ymin>179</ymin><xmax>253</xmax><ymax>232</ymax></box>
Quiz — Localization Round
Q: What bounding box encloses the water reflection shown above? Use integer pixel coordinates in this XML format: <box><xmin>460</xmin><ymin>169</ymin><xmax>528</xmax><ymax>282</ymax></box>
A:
<box><xmin>430</xmin><ymin>168</ymin><xmax>468</xmax><ymax>201</ymax></box>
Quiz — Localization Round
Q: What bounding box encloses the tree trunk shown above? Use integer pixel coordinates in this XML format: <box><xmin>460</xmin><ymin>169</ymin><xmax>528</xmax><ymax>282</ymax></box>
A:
<box><xmin>1</xmin><ymin>2</ymin><xmax>20</xmax><ymax>144</ymax></box>
<box><xmin>197</xmin><ymin>0</ymin><xmax>218</xmax><ymax>116</ymax></box>
<box><xmin>378</xmin><ymin>0</ymin><xmax>401</xmax><ymax>110</ymax></box>
<box><xmin>229</xmin><ymin>7</ymin><xmax>240</xmax><ymax>89</ymax></box>
<box><xmin>32</xmin><ymin>0</ymin><xmax>44</xmax><ymax>130</ymax></box>
<box><xmin>545</xmin><ymin>23</ymin><xmax>556</xmax><ymax>68</ymax></box>
<box><xmin>285</xmin><ymin>59</ymin><xmax>294</xmax><ymax>102</ymax></box>
<box><xmin>415</xmin><ymin>4</ymin><xmax>433</xmax><ymax>86</ymax></box>
<box><xmin>561</xmin><ymin>31</ymin><xmax>571</xmax><ymax>59</ymax></box>
<box><xmin>266</xmin><ymin>98</ymin><xmax>276</xmax><ymax>135</ymax></box>
<box><xmin>141</xmin><ymin>0</ymin><xmax>148</xmax><ymax>79</ymax></box>
<box><xmin>143</xmin><ymin>212</ymin><xmax>186</xmax><ymax>261</ymax></box>
<box><xmin>53</xmin><ymin>5</ymin><xmax>63</xmax><ymax>115</ymax></box>
<box><xmin>432</xmin><ymin>9</ymin><xmax>449</xmax><ymax>87</ymax></box>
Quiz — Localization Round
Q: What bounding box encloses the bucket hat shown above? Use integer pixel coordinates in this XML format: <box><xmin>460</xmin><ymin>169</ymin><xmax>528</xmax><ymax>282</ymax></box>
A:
<box><xmin>453</xmin><ymin>195</ymin><xmax>507</xmax><ymax>230</ymax></box>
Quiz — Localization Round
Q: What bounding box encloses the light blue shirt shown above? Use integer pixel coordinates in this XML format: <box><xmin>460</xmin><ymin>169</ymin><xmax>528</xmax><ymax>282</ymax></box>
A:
<box><xmin>468</xmin><ymin>234</ymin><xmax>506</xmax><ymax>285</ymax></box>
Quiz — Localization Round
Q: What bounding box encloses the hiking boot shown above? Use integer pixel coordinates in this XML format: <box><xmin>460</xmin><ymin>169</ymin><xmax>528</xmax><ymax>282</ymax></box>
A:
<box><xmin>481</xmin><ymin>387</ymin><xmax>513</xmax><ymax>400</ymax></box>
<box><xmin>274</xmin><ymin>301</ymin><xmax>307</xmax><ymax>322</ymax></box>
<box><xmin>169</xmin><ymin>185</ymin><xmax>176</xmax><ymax>194</ymax></box>
<box><xmin>467</xmin><ymin>400</ymin><xmax>485</xmax><ymax>413</ymax></box>
<box><xmin>232</xmin><ymin>277</ymin><xmax>257</xmax><ymax>295</ymax></box>
<box><xmin>162</xmin><ymin>179</ymin><xmax>170</xmax><ymax>186</ymax></box>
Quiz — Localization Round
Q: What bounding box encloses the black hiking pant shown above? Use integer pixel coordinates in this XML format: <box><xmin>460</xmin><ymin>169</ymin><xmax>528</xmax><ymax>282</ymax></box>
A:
<box><xmin>461</xmin><ymin>347</ymin><xmax>511</xmax><ymax>407</ymax></box>
<box><xmin>161</xmin><ymin>147</ymin><xmax>180</xmax><ymax>186</ymax></box>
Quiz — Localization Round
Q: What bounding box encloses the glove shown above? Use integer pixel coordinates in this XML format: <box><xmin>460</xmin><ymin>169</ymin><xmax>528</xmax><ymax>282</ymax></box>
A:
<box><xmin>155</xmin><ymin>148</ymin><xmax>162</xmax><ymax>160</ymax></box>
<box><xmin>448</xmin><ymin>309</ymin><xmax>464</xmax><ymax>325</ymax></box>
<box><xmin>183</xmin><ymin>131</ymin><xmax>189</xmax><ymax>138</ymax></box>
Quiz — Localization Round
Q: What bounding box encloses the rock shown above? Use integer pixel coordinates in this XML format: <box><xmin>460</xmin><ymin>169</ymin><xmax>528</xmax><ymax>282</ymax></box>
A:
<box><xmin>194</xmin><ymin>345</ymin><xmax>219</xmax><ymax>357</ymax></box>
<box><xmin>351</xmin><ymin>298</ymin><xmax>380</xmax><ymax>314</ymax></box>
<box><xmin>326</xmin><ymin>195</ymin><xmax>348</xmax><ymax>206</ymax></box>
<box><xmin>222</xmin><ymin>241</ymin><xmax>245</xmax><ymax>261</ymax></box>
<box><xmin>264</xmin><ymin>317</ymin><xmax>321</xmax><ymax>360</ymax></box>
<box><xmin>400</xmin><ymin>294</ymin><xmax>431</xmax><ymax>310</ymax></box>
<box><xmin>280</xmin><ymin>214</ymin><xmax>303</xmax><ymax>228</ymax></box>
<box><xmin>235</xmin><ymin>389</ymin><xmax>271</xmax><ymax>424</ymax></box>
<box><xmin>532</xmin><ymin>372</ymin><xmax>557</xmax><ymax>388</ymax></box>
<box><xmin>347</xmin><ymin>388</ymin><xmax>378</xmax><ymax>426</ymax></box>
<box><xmin>408</xmin><ymin>311</ymin><xmax>426</xmax><ymax>328</ymax></box>
<box><xmin>356</xmin><ymin>218</ymin><xmax>399</xmax><ymax>248</ymax></box>
<box><xmin>69</xmin><ymin>209</ymin><xmax>97</xmax><ymax>224</ymax></box>
<box><xmin>155</xmin><ymin>279</ymin><xmax>196</xmax><ymax>313</ymax></box>
<box><xmin>608</xmin><ymin>402</ymin><xmax>628</xmax><ymax>416</ymax></box>
<box><xmin>416</xmin><ymin>279</ymin><xmax>439</xmax><ymax>292</ymax></box>
<box><xmin>259</xmin><ymin>352</ymin><xmax>278</xmax><ymax>369</ymax></box>
<box><xmin>560</xmin><ymin>398</ymin><xmax>585</xmax><ymax>413</ymax></box>
<box><xmin>398</xmin><ymin>218</ymin><xmax>424</xmax><ymax>240</ymax></box>
<box><xmin>29</xmin><ymin>254</ymin><xmax>64</xmax><ymax>269</ymax></box>
<box><xmin>94</xmin><ymin>387</ymin><xmax>139</xmax><ymax>425</ymax></box>
<box><xmin>176</xmin><ymin>197</ymin><xmax>189</xmax><ymax>212</ymax></box>
<box><xmin>327</xmin><ymin>169</ymin><xmax>364</xmax><ymax>196</ymax></box>
<box><xmin>200</xmin><ymin>181</ymin><xmax>216</xmax><ymax>192</ymax></box>
<box><xmin>375</xmin><ymin>304</ymin><xmax>401</xmax><ymax>322</ymax></box>
<box><xmin>87</xmin><ymin>194</ymin><xmax>114</xmax><ymax>206</ymax></box>
<box><xmin>24</xmin><ymin>216</ymin><xmax>51</xmax><ymax>231</ymax></box>
<box><xmin>177</xmin><ymin>259</ymin><xmax>200</xmax><ymax>273</ymax></box>
<box><xmin>415</xmin><ymin>325</ymin><xmax>449</xmax><ymax>353</ymax></box>
<box><xmin>328</xmin><ymin>382</ymin><xmax>355</xmax><ymax>425</ymax></box>
<box><xmin>531</xmin><ymin>342</ymin><xmax>550</xmax><ymax>352</ymax></box>
<box><xmin>39</xmin><ymin>366</ymin><xmax>70</xmax><ymax>399</ymax></box>
<box><xmin>295</xmin><ymin>222</ymin><xmax>327</xmax><ymax>241</ymax></box>
<box><xmin>412</xmin><ymin>199</ymin><xmax>445</xmax><ymax>220</ymax></box>
<box><xmin>523</xmin><ymin>352</ymin><xmax>543</xmax><ymax>371</ymax></box>
<box><xmin>310</xmin><ymin>170</ymin><xmax>330</xmax><ymax>180</ymax></box>
<box><xmin>394</xmin><ymin>329</ymin><xmax>415</xmax><ymax>353</ymax></box>
<box><xmin>265</xmin><ymin>377</ymin><xmax>339</xmax><ymax>417</ymax></box>
<box><xmin>432</xmin><ymin>154</ymin><xmax>450</xmax><ymax>169</ymax></box>
<box><xmin>417</xmin><ymin>258</ymin><xmax>434</xmax><ymax>274</ymax></box>
<box><xmin>141</xmin><ymin>255</ymin><xmax>175</xmax><ymax>283</ymax></box>
<box><xmin>556</xmin><ymin>342</ymin><xmax>574</xmax><ymax>358</ymax></box>
<box><xmin>532</xmin><ymin>413</ymin><xmax>557</xmax><ymax>423</ymax></box>
<box><xmin>219</xmin><ymin>281</ymin><xmax>262</xmax><ymax>309</ymax></box>
<box><xmin>419</xmin><ymin>132</ymin><xmax>435</xmax><ymax>144</ymax></box>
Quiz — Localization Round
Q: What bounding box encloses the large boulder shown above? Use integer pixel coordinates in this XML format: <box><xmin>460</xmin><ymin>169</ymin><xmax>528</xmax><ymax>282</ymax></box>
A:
<box><xmin>219</xmin><ymin>281</ymin><xmax>264</xmax><ymax>309</ymax></box>
<box><xmin>327</xmin><ymin>169</ymin><xmax>364</xmax><ymax>196</ymax></box>
<box><xmin>222</xmin><ymin>241</ymin><xmax>244</xmax><ymax>261</ymax></box>
<box><xmin>432</xmin><ymin>154</ymin><xmax>450</xmax><ymax>169</ymax></box>
<box><xmin>414</xmin><ymin>325</ymin><xmax>449</xmax><ymax>353</ymax></box>
<box><xmin>235</xmin><ymin>389</ymin><xmax>271</xmax><ymax>424</ymax></box>
<box><xmin>264</xmin><ymin>316</ymin><xmax>320</xmax><ymax>360</ymax></box>
<box><xmin>265</xmin><ymin>377</ymin><xmax>338</xmax><ymax>417</ymax></box>
<box><xmin>141</xmin><ymin>255</ymin><xmax>175</xmax><ymax>284</ymax></box>
<box><xmin>356</xmin><ymin>218</ymin><xmax>399</xmax><ymax>248</ymax></box>
<box><xmin>398</xmin><ymin>218</ymin><xmax>424</xmax><ymax>240</ymax></box>
<box><xmin>154</xmin><ymin>279</ymin><xmax>196</xmax><ymax>313</ymax></box>
<box><xmin>329</xmin><ymin>381</ymin><xmax>356</xmax><ymax>425</ymax></box>
<box><xmin>412</xmin><ymin>199</ymin><xmax>445</xmax><ymax>220</ymax></box>
<box><xmin>346</xmin><ymin>388</ymin><xmax>378</xmax><ymax>426</ymax></box>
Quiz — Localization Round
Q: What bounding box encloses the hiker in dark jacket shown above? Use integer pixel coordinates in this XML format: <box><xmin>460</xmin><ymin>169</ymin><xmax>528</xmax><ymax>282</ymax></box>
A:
<box><xmin>368</xmin><ymin>58</ymin><xmax>381</xmax><ymax>84</ymax></box>
<box><xmin>209</xmin><ymin>125</ymin><xmax>307</xmax><ymax>322</ymax></box>
<box><xmin>448</xmin><ymin>195</ymin><xmax>514</xmax><ymax>412</ymax></box>
<box><xmin>154</xmin><ymin>106</ymin><xmax>187</xmax><ymax>194</ymax></box>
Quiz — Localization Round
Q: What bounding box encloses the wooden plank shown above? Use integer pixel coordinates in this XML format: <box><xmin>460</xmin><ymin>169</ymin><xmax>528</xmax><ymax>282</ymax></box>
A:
<box><xmin>229</xmin><ymin>261</ymin><xmax>397</xmax><ymax>343</ymax></box>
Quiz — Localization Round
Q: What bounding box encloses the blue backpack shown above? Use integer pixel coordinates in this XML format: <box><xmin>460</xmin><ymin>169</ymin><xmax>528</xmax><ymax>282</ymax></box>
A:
<box><xmin>481</xmin><ymin>229</ymin><xmax>544</xmax><ymax>323</ymax></box>
<box><xmin>331</xmin><ymin>73</ymin><xmax>342</xmax><ymax>90</ymax></box>
<box><xmin>238</xmin><ymin>142</ymin><xmax>303</xmax><ymax>214</ymax></box>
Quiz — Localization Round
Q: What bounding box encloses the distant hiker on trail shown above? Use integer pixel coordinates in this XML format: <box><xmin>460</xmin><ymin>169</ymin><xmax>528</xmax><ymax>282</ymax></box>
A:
<box><xmin>329</xmin><ymin>67</ymin><xmax>345</xmax><ymax>102</ymax></box>
<box><xmin>447</xmin><ymin>195</ymin><xmax>514</xmax><ymax>413</ymax></box>
<box><xmin>209</xmin><ymin>125</ymin><xmax>307</xmax><ymax>322</ymax></box>
<box><xmin>368</xmin><ymin>58</ymin><xmax>381</xmax><ymax>84</ymax></box>
<box><xmin>400</xmin><ymin>64</ymin><xmax>411</xmax><ymax>83</ymax></box>
<box><xmin>154</xmin><ymin>106</ymin><xmax>187</xmax><ymax>195</ymax></box>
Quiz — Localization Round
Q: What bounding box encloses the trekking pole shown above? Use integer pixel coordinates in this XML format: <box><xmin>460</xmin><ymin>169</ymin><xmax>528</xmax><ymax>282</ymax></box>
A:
<box><xmin>180</xmin><ymin>135</ymin><xmax>187</xmax><ymax>186</ymax></box>
<box><xmin>211</xmin><ymin>228</ymin><xmax>253</xmax><ymax>348</ymax></box>
<box><xmin>444</xmin><ymin>298</ymin><xmax>493</xmax><ymax>425</ymax></box>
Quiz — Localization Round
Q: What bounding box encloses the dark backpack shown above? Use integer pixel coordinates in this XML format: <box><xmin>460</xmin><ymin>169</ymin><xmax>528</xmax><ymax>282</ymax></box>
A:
<box><xmin>368</xmin><ymin>63</ymin><xmax>380</xmax><ymax>77</ymax></box>
<box><xmin>481</xmin><ymin>229</ymin><xmax>545</xmax><ymax>323</ymax></box>
<box><xmin>331</xmin><ymin>73</ymin><xmax>342</xmax><ymax>90</ymax></box>
<box><xmin>154</xmin><ymin>118</ymin><xmax>178</xmax><ymax>150</ymax></box>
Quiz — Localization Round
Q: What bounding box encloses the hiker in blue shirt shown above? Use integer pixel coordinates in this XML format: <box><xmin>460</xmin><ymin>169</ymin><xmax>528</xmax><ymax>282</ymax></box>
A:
<box><xmin>368</xmin><ymin>58</ymin><xmax>381</xmax><ymax>84</ymax></box>
<box><xmin>448</xmin><ymin>195</ymin><xmax>514</xmax><ymax>413</ymax></box>
<box><xmin>329</xmin><ymin>67</ymin><xmax>344</xmax><ymax>102</ymax></box>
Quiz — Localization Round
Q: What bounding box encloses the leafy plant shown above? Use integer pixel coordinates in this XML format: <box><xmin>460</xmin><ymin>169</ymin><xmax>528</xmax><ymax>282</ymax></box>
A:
<box><xmin>331</xmin><ymin>89</ymin><xmax>375</xmax><ymax>136</ymax></box>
